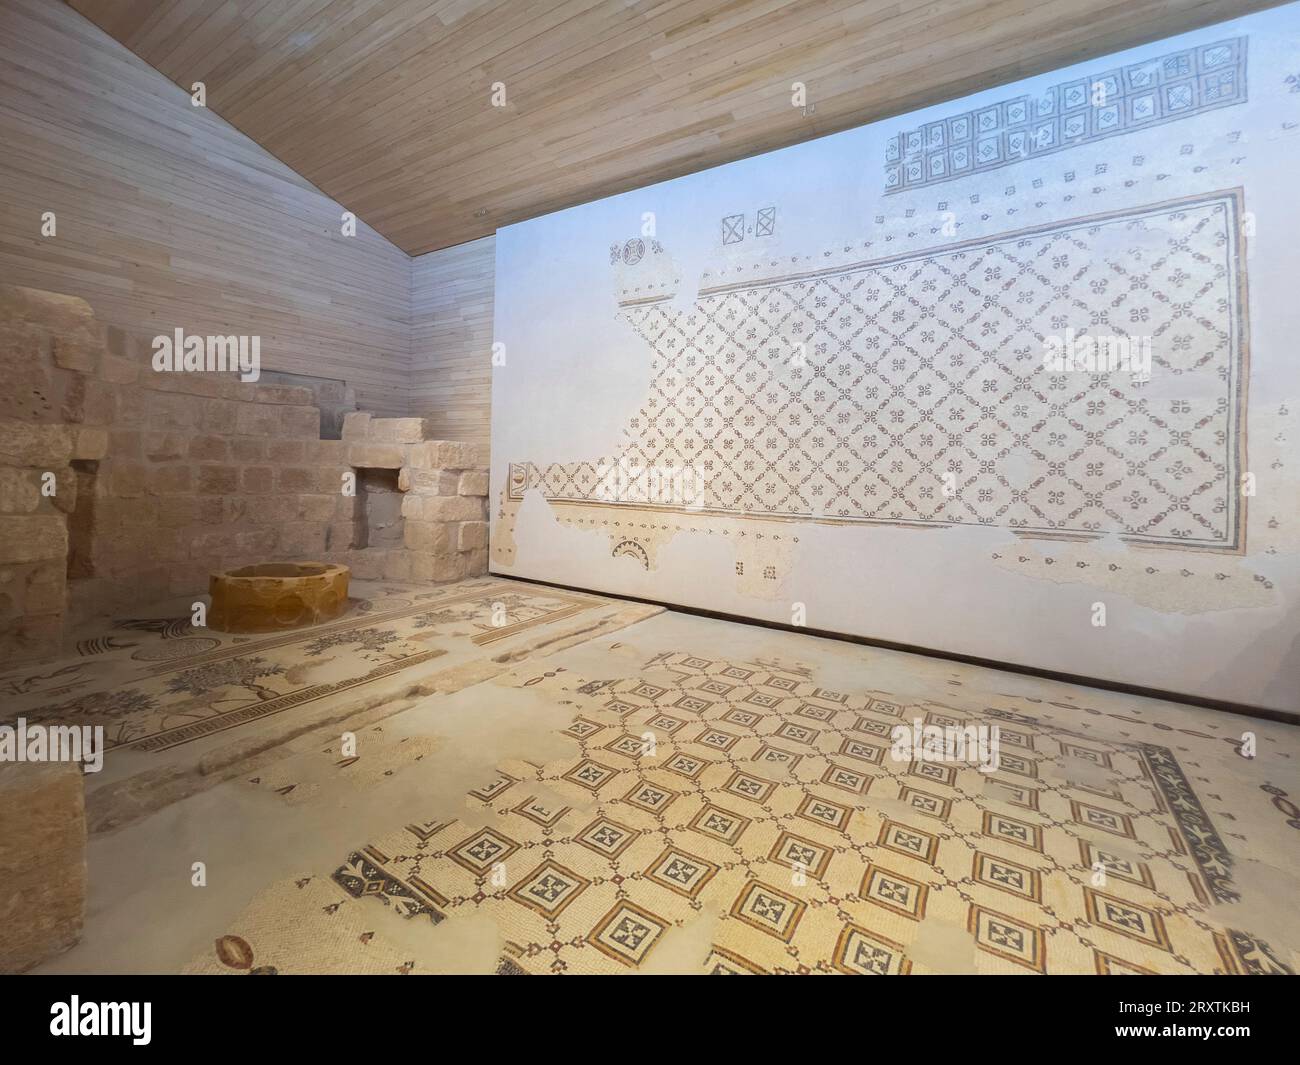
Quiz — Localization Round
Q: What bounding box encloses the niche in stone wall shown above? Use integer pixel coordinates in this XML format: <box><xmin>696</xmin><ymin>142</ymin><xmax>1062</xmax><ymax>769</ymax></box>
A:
<box><xmin>66</xmin><ymin>459</ymin><xmax>98</xmax><ymax>580</ymax></box>
<box><xmin>354</xmin><ymin>468</ymin><xmax>404</xmax><ymax>549</ymax></box>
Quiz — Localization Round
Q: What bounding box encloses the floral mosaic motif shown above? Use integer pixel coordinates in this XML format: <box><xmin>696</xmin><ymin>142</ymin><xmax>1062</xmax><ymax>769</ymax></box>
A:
<box><xmin>411</xmin><ymin>607</ymin><xmax>478</xmax><ymax>628</ymax></box>
<box><xmin>301</xmin><ymin>627</ymin><xmax>397</xmax><ymax>657</ymax></box>
<box><xmin>29</xmin><ymin>687</ymin><xmax>159</xmax><ymax>725</ymax></box>
<box><xmin>166</xmin><ymin>656</ymin><xmax>287</xmax><ymax>700</ymax></box>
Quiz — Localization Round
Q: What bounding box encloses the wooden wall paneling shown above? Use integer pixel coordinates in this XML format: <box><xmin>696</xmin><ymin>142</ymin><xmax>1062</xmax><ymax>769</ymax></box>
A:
<box><xmin>410</xmin><ymin>236</ymin><xmax>495</xmax><ymax>456</ymax></box>
<box><xmin>1</xmin><ymin>0</ymin><xmax>413</xmax><ymax>414</ymax></box>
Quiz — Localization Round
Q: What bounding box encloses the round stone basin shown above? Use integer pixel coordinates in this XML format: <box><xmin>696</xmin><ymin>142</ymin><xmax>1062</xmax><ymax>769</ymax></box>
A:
<box><xmin>208</xmin><ymin>561</ymin><xmax>350</xmax><ymax>633</ymax></box>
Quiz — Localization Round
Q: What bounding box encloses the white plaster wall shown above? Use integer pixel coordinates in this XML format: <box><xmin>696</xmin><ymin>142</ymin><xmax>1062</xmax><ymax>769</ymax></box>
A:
<box><xmin>490</xmin><ymin>6</ymin><xmax>1300</xmax><ymax>716</ymax></box>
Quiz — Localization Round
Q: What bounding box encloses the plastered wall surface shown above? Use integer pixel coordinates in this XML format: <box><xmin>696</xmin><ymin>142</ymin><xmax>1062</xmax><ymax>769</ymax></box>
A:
<box><xmin>490</xmin><ymin>7</ymin><xmax>1300</xmax><ymax>715</ymax></box>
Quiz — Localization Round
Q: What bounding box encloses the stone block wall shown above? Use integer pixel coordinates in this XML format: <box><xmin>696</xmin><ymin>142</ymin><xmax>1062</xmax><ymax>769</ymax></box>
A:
<box><xmin>333</xmin><ymin>412</ymin><xmax>488</xmax><ymax>582</ymax></box>
<box><xmin>0</xmin><ymin>421</ymin><xmax>77</xmax><ymax>661</ymax></box>
<box><xmin>0</xmin><ymin>762</ymin><xmax>86</xmax><ymax>972</ymax></box>
<box><xmin>0</xmin><ymin>285</ymin><xmax>488</xmax><ymax>664</ymax></box>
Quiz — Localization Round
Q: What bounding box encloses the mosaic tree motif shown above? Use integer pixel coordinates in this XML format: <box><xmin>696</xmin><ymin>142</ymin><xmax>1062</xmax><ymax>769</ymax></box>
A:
<box><xmin>300</xmin><ymin>627</ymin><xmax>396</xmax><ymax>658</ymax></box>
<box><xmin>166</xmin><ymin>656</ymin><xmax>287</xmax><ymax>701</ymax></box>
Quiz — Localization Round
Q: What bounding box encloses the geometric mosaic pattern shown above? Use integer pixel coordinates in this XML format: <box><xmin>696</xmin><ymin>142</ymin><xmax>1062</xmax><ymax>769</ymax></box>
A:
<box><xmin>885</xmin><ymin>38</ymin><xmax>1246</xmax><ymax>193</ymax></box>
<box><xmin>510</xmin><ymin>191</ymin><xmax>1248</xmax><ymax>551</ymax></box>
<box><xmin>318</xmin><ymin>650</ymin><xmax>1287</xmax><ymax>974</ymax></box>
<box><xmin>0</xmin><ymin>580</ymin><xmax>604</xmax><ymax>752</ymax></box>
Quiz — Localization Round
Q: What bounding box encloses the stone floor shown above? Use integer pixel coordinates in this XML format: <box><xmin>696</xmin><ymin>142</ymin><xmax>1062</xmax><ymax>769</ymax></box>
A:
<box><xmin>0</xmin><ymin>576</ymin><xmax>658</xmax><ymax>831</ymax></box>
<box><xmin>19</xmin><ymin>585</ymin><xmax>1300</xmax><ymax>975</ymax></box>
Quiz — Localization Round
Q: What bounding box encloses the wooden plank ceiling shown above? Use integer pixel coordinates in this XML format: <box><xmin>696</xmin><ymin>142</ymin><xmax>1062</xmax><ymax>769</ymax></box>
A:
<box><xmin>67</xmin><ymin>0</ymin><xmax>1278</xmax><ymax>255</ymax></box>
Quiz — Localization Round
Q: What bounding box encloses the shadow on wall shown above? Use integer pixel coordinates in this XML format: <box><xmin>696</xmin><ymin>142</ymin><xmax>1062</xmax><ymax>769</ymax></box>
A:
<box><xmin>256</xmin><ymin>369</ymin><xmax>357</xmax><ymax>439</ymax></box>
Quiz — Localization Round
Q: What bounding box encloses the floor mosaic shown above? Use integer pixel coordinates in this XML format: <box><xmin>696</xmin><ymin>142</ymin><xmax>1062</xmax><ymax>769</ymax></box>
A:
<box><xmin>184</xmin><ymin>615</ymin><xmax>1299</xmax><ymax>975</ymax></box>
<box><xmin>0</xmin><ymin>578</ymin><xmax>609</xmax><ymax>753</ymax></box>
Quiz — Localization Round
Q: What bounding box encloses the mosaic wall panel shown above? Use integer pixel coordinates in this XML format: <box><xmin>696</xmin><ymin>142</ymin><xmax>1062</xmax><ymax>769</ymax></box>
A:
<box><xmin>510</xmin><ymin>190</ymin><xmax>1247</xmax><ymax>551</ymax></box>
<box><xmin>490</xmin><ymin>7</ymin><xmax>1300</xmax><ymax>712</ymax></box>
<box><xmin>884</xmin><ymin>37</ymin><xmax>1247</xmax><ymax>194</ymax></box>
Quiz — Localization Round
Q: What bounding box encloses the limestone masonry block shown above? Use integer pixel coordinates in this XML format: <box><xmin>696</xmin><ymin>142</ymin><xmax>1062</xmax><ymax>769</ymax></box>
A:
<box><xmin>0</xmin><ymin>469</ymin><xmax>41</xmax><ymax>514</ymax></box>
<box><xmin>241</xmin><ymin>466</ymin><xmax>275</xmax><ymax>494</ymax></box>
<box><xmin>149</xmin><ymin>371</ymin><xmax>229</xmax><ymax>400</ymax></box>
<box><xmin>234</xmin><ymin>402</ymin><xmax>282</xmax><ymax>438</ymax></box>
<box><xmin>148</xmin><ymin>391</ymin><xmax>204</xmax><ymax>432</ymax></box>
<box><xmin>378</xmin><ymin>550</ymin><xmax>413</xmax><ymax>581</ymax></box>
<box><xmin>276</xmin><ymin>522</ymin><xmax>328</xmax><ymax>557</ymax></box>
<box><xmin>342</xmin><ymin>549</ymin><xmax>382</xmax><ymax>581</ymax></box>
<box><xmin>197</xmin><ymin>465</ymin><xmax>240</xmax><ymax>495</ymax></box>
<box><xmin>143</xmin><ymin>431</ymin><xmax>187</xmax><ymax>462</ymax></box>
<box><xmin>369</xmin><ymin>417</ymin><xmax>435</xmax><ymax>443</ymax></box>
<box><xmin>250</xmin><ymin>384</ymin><xmax>315</xmax><ymax>406</ymax></box>
<box><xmin>52</xmin><ymin>328</ymin><xmax>102</xmax><ymax>375</ymax></box>
<box><xmin>315</xmin><ymin>467</ymin><xmax>344</xmax><ymax>494</ymax></box>
<box><xmin>267</xmin><ymin>439</ymin><xmax>305</xmax><ymax>464</ymax></box>
<box><xmin>110</xmin><ymin>463</ymin><xmax>146</xmax><ymax>498</ymax></box>
<box><xmin>410</xmin><ymin>468</ymin><xmax>459</xmax><ymax>494</ymax></box>
<box><xmin>307</xmin><ymin>439</ymin><xmax>347</xmax><ymax>465</ymax></box>
<box><xmin>325</xmin><ymin>521</ymin><xmax>356</xmax><ymax>551</ymax></box>
<box><xmin>282</xmin><ymin>406</ymin><xmax>322</xmax><ymax>439</ymax></box>
<box><xmin>146</xmin><ymin>465</ymin><xmax>190</xmax><ymax>496</ymax></box>
<box><xmin>300</xmin><ymin>495</ymin><xmax>337</xmax><ymax>523</ymax></box>
<box><xmin>0</xmin><ymin>762</ymin><xmax>87</xmax><ymax>973</ymax></box>
<box><xmin>25</xmin><ymin>563</ymin><xmax>66</xmax><ymax>615</ymax></box>
<box><xmin>198</xmin><ymin>399</ymin><xmax>238</xmax><ymax>435</ymax></box>
<box><xmin>457</xmin><ymin>520</ymin><xmax>489</xmax><ymax>551</ymax></box>
<box><xmin>75</xmin><ymin>378</ymin><xmax>120</xmax><ymax>427</ymax></box>
<box><xmin>108</xmin><ymin>429</ymin><xmax>141</xmax><ymax>459</ymax></box>
<box><xmin>403</xmin><ymin>519</ymin><xmax>451</xmax><ymax>554</ymax></box>
<box><xmin>458</xmin><ymin>469</ymin><xmax>489</xmax><ymax>496</ymax></box>
<box><xmin>0</xmin><ymin>421</ymin><xmax>73</xmax><ymax>467</ymax></box>
<box><xmin>154</xmin><ymin>497</ymin><xmax>196</xmax><ymax>528</ymax></box>
<box><xmin>349</xmin><ymin>442</ymin><xmax>404</xmax><ymax>469</ymax></box>
<box><xmin>276</xmin><ymin>467</ymin><xmax>315</xmax><ymax>493</ymax></box>
<box><xmin>419</xmin><ymin>495</ymin><xmax>486</xmax><ymax>523</ymax></box>
<box><xmin>0</xmin><ymin>515</ymin><xmax>68</xmax><ymax>567</ymax></box>
<box><xmin>230</xmin><ymin>437</ymin><xmax>264</xmax><ymax>462</ymax></box>
<box><xmin>341</xmin><ymin>411</ymin><xmax>372</xmax><ymax>440</ymax></box>
<box><xmin>71</xmin><ymin>427</ymin><xmax>109</xmax><ymax>461</ymax></box>
<box><xmin>405</xmin><ymin>440</ymin><xmax>478</xmax><ymax>470</ymax></box>
<box><xmin>188</xmin><ymin>435</ymin><xmax>228</xmax><ymax>461</ymax></box>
